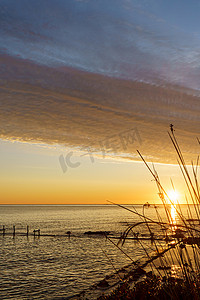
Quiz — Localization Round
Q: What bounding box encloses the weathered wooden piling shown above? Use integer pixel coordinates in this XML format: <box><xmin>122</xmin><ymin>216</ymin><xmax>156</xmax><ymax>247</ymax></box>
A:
<box><xmin>33</xmin><ymin>229</ymin><xmax>40</xmax><ymax>237</ymax></box>
<box><xmin>0</xmin><ymin>225</ymin><xmax>73</xmax><ymax>238</ymax></box>
<box><xmin>13</xmin><ymin>225</ymin><xmax>15</xmax><ymax>237</ymax></box>
<box><xmin>67</xmin><ymin>231</ymin><xmax>71</xmax><ymax>239</ymax></box>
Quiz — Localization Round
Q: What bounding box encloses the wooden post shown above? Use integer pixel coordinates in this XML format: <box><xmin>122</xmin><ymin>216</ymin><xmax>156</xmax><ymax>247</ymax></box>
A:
<box><xmin>38</xmin><ymin>229</ymin><xmax>40</xmax><ymax>237</ymax></box>
<box><xmin>33</xmin><ymin>229</ymin><xmax>36</xmax><ymax>237</ymax></box>
<box><xmin>13</xmin><ymin>225</ymin><xmax>15</xmax><ymax>237</ymax></box>
<box><xmin>67</xmin><ymin>231</ymin><xmax>71</xmax><ymax>239</ymax></box>
<box><xmin>3</xmin><ymin>225</ymin><xmax>5</xmax><ymax>236</ymax></box>
<box><xmin>27</xmin><ymin>225</ymin><xmax>29</xmax><ymax>237</ymax></box>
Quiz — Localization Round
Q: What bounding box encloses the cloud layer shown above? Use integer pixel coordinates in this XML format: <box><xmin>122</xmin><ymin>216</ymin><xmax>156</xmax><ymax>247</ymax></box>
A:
<box><xmin>0</xmin><ymin>0</ymin><xmax>200</xmax><ymax>163</ymax></box>
<box><xmin>1</xmin><ymin>54</ymin><xmax>200</xmax><ymax>163</ymax></box>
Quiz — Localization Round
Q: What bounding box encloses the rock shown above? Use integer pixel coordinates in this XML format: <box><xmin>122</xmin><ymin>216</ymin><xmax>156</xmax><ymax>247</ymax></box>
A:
<box><xmin>97</xmin><ymin>279</ymin><xmax>109</xmax><ymax>288</ymax></box>
<box><xmin>84</xmin><ymin>231</ymin><xmax>110</xmax><ymax>236</ymax></box>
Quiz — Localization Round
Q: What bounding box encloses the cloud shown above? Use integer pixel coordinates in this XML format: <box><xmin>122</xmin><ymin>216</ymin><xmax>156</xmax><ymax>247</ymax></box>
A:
<box><xmin>0</xmin><ymin>54</ymin><xmax>200</xmax><ymax>164</ymax></box>
<box><xmin>0</xmin><ymin>0</ymin><xmax>200</xmax><ymax>164</ymax></box>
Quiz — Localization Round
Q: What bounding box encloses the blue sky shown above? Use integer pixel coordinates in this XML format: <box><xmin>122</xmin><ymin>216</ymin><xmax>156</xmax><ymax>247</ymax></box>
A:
<box><xmin>1</xmin><ymin>0</ymin><xmax>200</xmax><ymax>88</ymax></box>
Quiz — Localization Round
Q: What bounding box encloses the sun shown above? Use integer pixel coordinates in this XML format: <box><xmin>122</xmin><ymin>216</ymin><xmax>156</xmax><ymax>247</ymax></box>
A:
<box><xmin>168</xmin><ymin>190</ymin><xmax>179</xmax><ymax>204</ymax></box>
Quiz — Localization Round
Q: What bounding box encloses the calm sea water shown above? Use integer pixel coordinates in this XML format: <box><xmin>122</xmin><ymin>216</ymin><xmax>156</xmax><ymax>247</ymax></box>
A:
<box><xmin>0</xmin><ymin>204</ymin><xmax>188</xmax><ymax>299</ymax></box>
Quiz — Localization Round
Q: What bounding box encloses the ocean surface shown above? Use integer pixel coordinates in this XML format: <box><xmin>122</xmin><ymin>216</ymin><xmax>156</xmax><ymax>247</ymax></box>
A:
<box><xmin>0</xmin><ymin>204</ymin><xmax>185</xmax><ymax>299</ymax></box>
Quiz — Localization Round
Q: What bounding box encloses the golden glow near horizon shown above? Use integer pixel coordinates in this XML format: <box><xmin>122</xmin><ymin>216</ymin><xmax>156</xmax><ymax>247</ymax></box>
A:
<box><xmin>0</xmin><ymin>139</ymin><xmax>192</xmax><ymax>205</ymax></box>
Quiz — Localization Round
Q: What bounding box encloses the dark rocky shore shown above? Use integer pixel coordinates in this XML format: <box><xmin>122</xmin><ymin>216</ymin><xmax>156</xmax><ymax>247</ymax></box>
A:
<box><xmin>71</xmin><ymin>245</ymin><xmax>177</xmax><ymax>300</ymax></box>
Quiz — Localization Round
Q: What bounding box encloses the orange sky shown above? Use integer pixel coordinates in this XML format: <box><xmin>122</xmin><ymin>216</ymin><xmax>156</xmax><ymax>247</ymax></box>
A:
<box><xmin>0</xmin><ymin>139</ymin><xmax>190</xmax><ymax>205</ymax></box>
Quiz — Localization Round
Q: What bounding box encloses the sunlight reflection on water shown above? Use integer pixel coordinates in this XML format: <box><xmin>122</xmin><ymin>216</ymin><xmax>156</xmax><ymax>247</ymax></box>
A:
<box><xmin>171</xmin><ymin>204</ymin><xmax>177</xmax><ymax>227</ymax></box>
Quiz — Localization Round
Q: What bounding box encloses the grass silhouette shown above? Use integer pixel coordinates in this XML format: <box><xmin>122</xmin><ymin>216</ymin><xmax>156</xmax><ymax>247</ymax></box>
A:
<box><xmin>99</xmin><ymin>125</ymin><xmax>200</xmax><ymax>300</ymax></box>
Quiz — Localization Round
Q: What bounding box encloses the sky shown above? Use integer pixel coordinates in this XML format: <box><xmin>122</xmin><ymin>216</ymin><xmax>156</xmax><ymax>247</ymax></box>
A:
<box><xmin>0</xmin><ymin>0</ymin><xmax>200</xmax><ymax>204</ymax></box>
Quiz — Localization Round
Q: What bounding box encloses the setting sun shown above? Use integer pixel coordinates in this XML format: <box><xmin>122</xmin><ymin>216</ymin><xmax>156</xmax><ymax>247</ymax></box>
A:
<box><xmin>168</xmin><ymin>190</ymin><xmax>179</xmax><ymax>204</ymax></box>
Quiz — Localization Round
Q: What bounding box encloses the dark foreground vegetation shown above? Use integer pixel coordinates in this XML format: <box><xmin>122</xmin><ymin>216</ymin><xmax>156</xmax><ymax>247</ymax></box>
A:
<box><xmin>99</xmin><ymin>275</ymin><xmax>200</xmax><ymax>300</ymax></box>
<box><xmin>99</xmin><ymin>125</ymin><xmax>200</xmax><ymax>300</ymax></box>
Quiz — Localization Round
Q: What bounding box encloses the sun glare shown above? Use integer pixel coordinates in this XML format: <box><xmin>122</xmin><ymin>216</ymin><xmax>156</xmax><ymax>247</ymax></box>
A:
<box><xmin>168</xmin><ymin>190</ymin><xmax>179</xmax><ymax>204</ymax></box>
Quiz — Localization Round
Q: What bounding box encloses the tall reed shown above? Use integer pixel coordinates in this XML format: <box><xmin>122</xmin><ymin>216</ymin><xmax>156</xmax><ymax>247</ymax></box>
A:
<box><xmin>101</xmin><ymin>125</ymin><xmax>200</xmax><ymax>299</ymax></box>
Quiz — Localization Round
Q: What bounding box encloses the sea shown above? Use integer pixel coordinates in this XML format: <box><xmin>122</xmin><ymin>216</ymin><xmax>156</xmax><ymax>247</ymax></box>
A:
<box><xmin>0</xmin><ymin>204</ymin><xmax>187</xmax><ymax>299</ymax></box>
